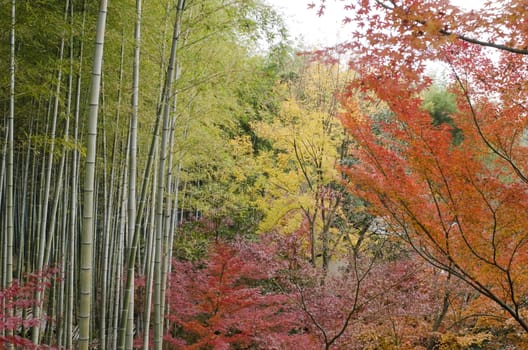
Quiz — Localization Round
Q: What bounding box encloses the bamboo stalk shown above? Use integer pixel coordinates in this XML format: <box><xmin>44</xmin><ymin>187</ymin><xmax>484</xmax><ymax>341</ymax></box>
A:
<box><xmin>79</xmin><ymin>0</ymin><xmax>108</xmax><ymax>348</ymax></box>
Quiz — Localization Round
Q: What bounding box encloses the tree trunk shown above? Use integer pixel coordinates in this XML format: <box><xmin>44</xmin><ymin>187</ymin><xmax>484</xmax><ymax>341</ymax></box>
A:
<box><xmin>65</xmin><ymin>2</ymin><xmax>85</xmax><ymax>348</ymax></box>
<box><xmin>153</xmin><ymin>2</ymin><xmax>186</xmax><ymax>348</ymax></box>
<box><xmin>33</xmin><ymin>1</ymin><xmax>69</xmax><ymax>343</ymax></box>
<box><xmin>5</xmin><ymin>0</ymin><xmax>15</xmax><ymax>346</ymax></box>
<box><xmin>79</xmin><ymin>0</ymin><xmax>108</xmax><ymax>348</ymax></box>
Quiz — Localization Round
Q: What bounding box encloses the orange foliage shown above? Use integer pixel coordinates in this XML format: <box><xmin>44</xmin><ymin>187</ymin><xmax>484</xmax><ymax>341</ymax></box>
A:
<box><xmin>316</xmin><ymin>0</ymin><xmax>528</xmax><ymax>335</ymax></box>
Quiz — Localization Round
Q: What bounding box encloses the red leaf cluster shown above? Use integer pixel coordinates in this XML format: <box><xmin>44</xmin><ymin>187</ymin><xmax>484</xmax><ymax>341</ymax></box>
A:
<box><xmin>0</xmin><ymin>268</ymin><xmax>59</xmax><ymax>349</ymax></box>
<box><xmin>164</xmin><ymin>240</ymin><xmax>316</xmax><ymax>349</ymax></box>
<box><xmin>162</xmin><ymin>234</ymin><xmax>472</xmax><ymax>349</ymax></box>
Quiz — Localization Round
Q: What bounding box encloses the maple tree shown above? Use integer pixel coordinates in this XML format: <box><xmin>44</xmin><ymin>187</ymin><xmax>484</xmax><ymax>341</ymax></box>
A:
<box><xmin>311</xmin><ymin>0</ymin><xmax>528</xmax><ymax>337</ymax></box>
<box><xmin>163</xmin><ymin>239</ymin><xmax>316</xmax><ymax>349</ymax></box>
<box><xmin>270</xmin><ymin>226</ymin><xmax>461</xmax><ymax>350</ymax></box>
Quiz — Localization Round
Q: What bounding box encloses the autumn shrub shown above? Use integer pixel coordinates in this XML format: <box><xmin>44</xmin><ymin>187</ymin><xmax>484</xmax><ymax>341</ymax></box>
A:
<box><xmin>163</xmin><ymin>232</ymin><xmax>492</xmax><ymax>349</ymax></box>
<box><xmin>0</xmin><ymin>268</ymin><xmax>59</xmax><ymax>349</ymax></box>
<box><xmin>278</xmin><ymin>256</ymin><xmax>439</xmax><ymax>349</ymax></box>
<box><xmin>164</xmin><ymin>239</ymin><xmax>317</xmax><ymax>349</ymax></box>
<box><xmin>267</xmin><ymin>229</ymin><xmax>499</xmax><ymax>350</ymax></box>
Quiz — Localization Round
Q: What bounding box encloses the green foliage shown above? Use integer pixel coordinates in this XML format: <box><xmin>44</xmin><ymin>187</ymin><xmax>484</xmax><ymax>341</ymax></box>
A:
<box><xmin>422</xmin><ymin>85</ymin><xmax>463</xmax><ymax>144</ymax></box>
<box><xmin>173</xmin><ymin>228</ymin><xmax>211</xmax><ymax>262</ymax></box>
<box><xmin>162</xmin><ymin>1</ymin><xmax>293</xmax><ymax>238</ymax></box>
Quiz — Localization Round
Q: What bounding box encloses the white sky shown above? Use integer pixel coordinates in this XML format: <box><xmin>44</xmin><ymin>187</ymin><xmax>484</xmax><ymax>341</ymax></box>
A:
<box><xmin>265</xmin><ymin>0</ymin><xmax>486</xmax><ymax>49</ymax></box>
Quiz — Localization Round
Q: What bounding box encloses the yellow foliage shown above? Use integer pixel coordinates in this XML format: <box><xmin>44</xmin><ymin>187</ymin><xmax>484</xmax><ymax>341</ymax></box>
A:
<box><xmin>253</xmin><ymin>61</ymin><xmax>370</xmax><ymax>266</ymax></box>
<box><xmin>439</xmin><ymin>332</ymin><xmax>492</xmax><ymax>350</ymax></box>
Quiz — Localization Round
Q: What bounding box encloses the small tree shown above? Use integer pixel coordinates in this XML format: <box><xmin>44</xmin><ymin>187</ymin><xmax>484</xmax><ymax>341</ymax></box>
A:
<box><xmin>164</xmin><ymin>240</ymin><xmax>316</xmax><ymax>349</ymax></box>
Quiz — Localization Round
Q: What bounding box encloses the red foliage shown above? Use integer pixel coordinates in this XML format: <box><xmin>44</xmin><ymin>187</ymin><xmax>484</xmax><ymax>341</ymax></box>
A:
<box><xmin>270</xmin><ymin>231</ymin><xmax>450</xmax><ymax>349</ymax></box>
<box><xmin>163</xmin><ymin>233</ymin><xmax>473</xmax><ymax>349</ymax></box>
<box><xmin>164</xmin><ymin>240</ymin><xmax>317</xmax><ymax>349</ymax></box>
<box><xmin>0</xmin><ymin>268</ymin><xmax>59</xmax><ymax>349</ymax></box>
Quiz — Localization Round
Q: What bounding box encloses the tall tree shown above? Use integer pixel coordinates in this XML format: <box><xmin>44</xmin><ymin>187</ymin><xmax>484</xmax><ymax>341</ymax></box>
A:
<box><xmin>153</xmin><ymin>1</ymin><xmax>185</xmax><ymax>348</ymax></box>
<box><xmin>65</xmin><ymin>2</ymin><xmax>86</xmax><ymax>348</ymax></box>
<box><xmin>32</xmin><ymin>1</ymin><xmax>70</xmax><ymax>343</ymax></box>
<box><xmin>5</xmin><ymin>1</ymin><xmax>16</xmax><ymax>346</ymax></box>
<box><xmin>6</xmin><ymin>0</ymin><xmax>15</xmax><ymax>293</ymax></box>
<box><xmin>117</xmin><ymin>0</ymin><xmax>142</xmax><ymax>348</ymax></box>
<box><xmin>254</xmin><ymin>62</ymin><xmax>362</xmax><ymax>270</ymax></box>
<box><xmin>79</xmin><ymin>0</ymin><xmax>108</xmax><ymax>348</ymax></box>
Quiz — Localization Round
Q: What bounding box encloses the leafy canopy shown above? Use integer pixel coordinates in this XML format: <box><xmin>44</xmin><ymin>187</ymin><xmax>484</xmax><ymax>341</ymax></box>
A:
<box><xmin>314</xmin><ymin>0</ymin><xmax>528</xmax><ymax>334</ymax></box>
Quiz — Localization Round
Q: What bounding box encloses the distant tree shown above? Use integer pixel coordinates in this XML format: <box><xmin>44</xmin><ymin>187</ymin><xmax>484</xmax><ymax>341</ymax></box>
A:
<box><xmin>254</xmin><ymin>62</ymin><xmax>365</xmax><ymax>270</ymax></box>
<box><xmin>422</xmin><ymin>86</ymin><xmax>462</xmax><ymax>144</ymax></box>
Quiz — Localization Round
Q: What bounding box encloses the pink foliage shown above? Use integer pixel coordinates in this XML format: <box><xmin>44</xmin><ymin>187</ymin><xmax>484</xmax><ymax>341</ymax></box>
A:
<box><xmin>270</xmin><ymin>232</ymin><xmax>447</xmax><ymax>349</ymax></box>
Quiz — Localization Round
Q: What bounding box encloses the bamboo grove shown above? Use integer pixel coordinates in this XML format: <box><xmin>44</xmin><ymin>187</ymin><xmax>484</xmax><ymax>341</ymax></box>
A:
<box><xmin>0</xmin><ymin>0</ymin><xmax>291</xmax><ymax>348</ymax></box>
